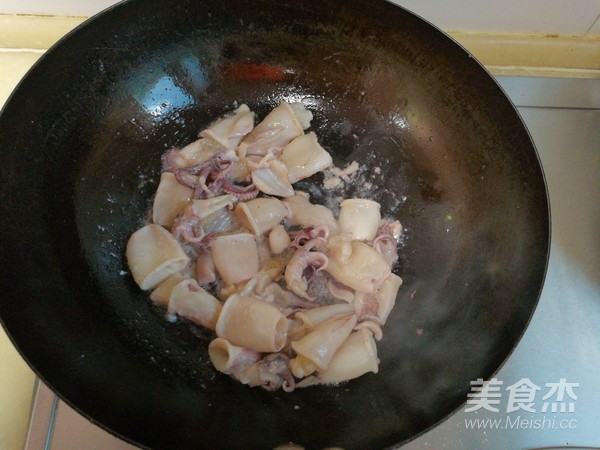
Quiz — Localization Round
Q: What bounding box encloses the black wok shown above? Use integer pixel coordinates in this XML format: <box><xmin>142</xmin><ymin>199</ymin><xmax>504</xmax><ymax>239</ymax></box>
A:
<box><xmin>0</xmin><ymin>1</ymin><xmax>549</xmax><ymax>449</ymax></box>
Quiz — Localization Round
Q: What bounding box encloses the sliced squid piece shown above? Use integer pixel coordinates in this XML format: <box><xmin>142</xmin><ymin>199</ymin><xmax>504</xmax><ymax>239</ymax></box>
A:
<box><xmin>337</xmin><ymin>199</ymin><xmax>381</xmax><ymax>241</ymax></box>
<box><xmin>378</xmin><ymin>218</ymin><xmax>403</xmax><ymax>241</ymax></box>
<box><xmin>352</xmin><ymin>273</ymin><xmax>401</xmax><ymax>325</ymax></box>
<box><xmin>286</xmin><ymin>318</ymin><xmax>308</xmax><ymax>344</ymax></box>
<box><xmin>164</xmin><ymin>138</ymin><xmax>223</xmax><ymax>170</ymax></box>
<box><xmin>217</xmin><ymin>352</ymin><xmax>294</xmax><ymax>391</ymax></box>
<box><xmin>283</xmin><ymin>193</ymin><xmax>337</xmax><ymax>231</ymax></box>
<box><xmin>255</xmin><ymin>234</ymin><xmax>275</xmax><ymax>268</ymax></box>
<box><xmin>373</xmin><ymin>233</ymin><xmax>399</xmax><ymax>266</ymax></box>
<box><xmin>259</xmin><ymin>282</ymin><xmax>319</xmax><ymax>318</ymax></box>
<box><xmin>208</xmin><ymin>337</ymin><xmax>261</xmax><ymax>376</ymax></box>
<box><xmin>229</xmin><ymin>155</ymin><xmax>262</xmax><ymax>182</ymax></box>
<box><xmin>190</xmin><ymin>195</ymin><xmax>234</xmax><ymax>220</ymax></box>
<box><xmin>325</xmin><ymin>240</ymin><xmax>391</xmax><ymax>294</ymax></box>
<box><xmin>152</xmin><ymin>172</ymin><xmax>194</xmax><ymax>227</ymax></box>
<box><xmin>216</xmin><ymin>294</ymin><xmax>289</xmax><ymax>352</ymax></box>
<box><xmin>181</xmin><ymin>138</ymin><xmax>223</xmax><ymax>164</ymax></box>
<box><xmin>251</xmin><ymin>160</ymin><xmax>295</xmax><ymax>197</ymax></box>
<box><xmin>290</xmin><ymin>313</ymin><xmax>357</xmax><ymax>378</ymax></box>
<box><xmin>326</xmin><ymin>233</ymin><xmax>353</xmax><ymax>264</ymax></box>
<box><xmin>208</xmin><ymin>338</ymin><xmax>291</xmax><ymax>390</ymax></box>
<box><xmin>200</xmin><ymin>204</ymin><xmax>238</xmax><ymax>236</ymax></box>
<box><xmin>258</xmin><ymin>255</ymin><xmax>288</xmax><ymax>282</ymax></box>
<box><xmin>290</xmin><ymin>225</ymin><xmax>329</xmax><ymax>248</ymax></box>
<box><xmin>353</xmin><ymin>291</ymin><xmax>380</xmax><ymax>321</ymax></box>
<box><xmin>288</xmin><ymin>102</ymin><xmax>313</xmax><ymax>130</ymax></box>
<box><xmin>354</xmin><ymin>320</ymin><xmax>383</xmax><ymax>341</ymax></box>
<box><xmin>167</xmin><ymin>279</ymin><xmax>222</xmax><ymax>330</ymax></box>
<box><xmin>268</xmin><ymin>224</ymin><xmax>291</xmax><ymax>255</ymax></box>
<box><xmin>280</xmin><ymin>132</ymin><xmax>333</xmax><ymax>183</ymax></box>
<box><xmin>201</xmin><ymin>104</ymin><xmax>255</xmax><ymax>151</ymax></box>
<box><xmin>327</xmin><ymin>278</ymin><xmax>355</xmax><ymax>303</ymax></box>
<box><xmin>126</xmin><ymin>224</ymin><xmax>190</xmax><ymax>290</ymax></box>
<box><xmin>211</xmin><ymin>233</ymin><xmax>259</xmax><ymax>285</ymax></box>
<box><xmin>196</xmin><ymin>247</ymin><xmax>216</xmax><ymax>285</ymax></box>
<box><xmin>375</xmin><ymin>273</ymin><xmax>403</xmax><ymax>325</ymax></box>
<box><xmin>171</xmin><ymin>207</ymin><xmax>205</xmax><ymax>246</ymax></box>
<box><xmin>238</xmin><ymin>271</ymin><xmax>274</xmax><ymax>298</ymax></box>
<box><xmin>235</xmin><ymin>197</ymin><xmax>289</xmax><ymax>236</ymax></box>
<box><xmin>238</xmin><ymin>102</ymin><xmax>310</xmax><ymax>157</ymax></box>
<box><xmin>294</xmin><ymin>303</ymin><xmax>354</xmax><ymax>331</ymax></box>
<box><xmin>284</xmin><ymin>243</ymin><xmax>328</xmax><ymax>301</ymax></box>
<box><xmin>149</xmin><ymin>273</ymin><xmax>186</xmax><ymax>306</ymax></box>
<box><xmin>233</xmin><ymin>264</ymin><xmax>299</xmax><ymax>305</ymax></box>
<box><xmin>297</xmin><ymin>328</ymin><xmax>379</xmax><ymax>387</ymax></box>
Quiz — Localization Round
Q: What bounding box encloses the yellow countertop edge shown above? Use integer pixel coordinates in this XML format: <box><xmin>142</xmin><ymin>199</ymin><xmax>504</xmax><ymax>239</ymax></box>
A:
<box><xmin>1</xmin><ymin>13</ymin><xmax>599</xmax><ymax>78</ymax></box>
<box><xmin>0</xmin><ymin>14</ymin><xmax>86</xmax><ymax>49</ymax></box>
<box><xmin>447</xmin><ymin>30</ymin><xmax>600</xmax><ymax>78</ymax></box>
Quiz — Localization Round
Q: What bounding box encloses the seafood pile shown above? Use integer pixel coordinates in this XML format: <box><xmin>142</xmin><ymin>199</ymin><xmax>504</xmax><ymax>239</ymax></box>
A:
<box><xmin>126</xmin><ymin>102</ymin><xmax>402</xmax><ymax>391</ymax></box>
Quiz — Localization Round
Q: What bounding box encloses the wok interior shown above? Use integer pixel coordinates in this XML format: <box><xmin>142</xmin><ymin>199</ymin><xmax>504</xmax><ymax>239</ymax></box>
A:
<box><xmin>0</xmin><ymin>1</ymin><xmax>549</xmax><ymax>449</ymax></box>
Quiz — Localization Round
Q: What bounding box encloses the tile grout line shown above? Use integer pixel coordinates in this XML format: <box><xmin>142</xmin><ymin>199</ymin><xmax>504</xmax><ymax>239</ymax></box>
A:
<box><xmin>585</xmin><ymin>12</ymin><xmax>600</xmax><ymax>34</ymax></box>
<box><xmin>43</xmin><ymin>395</ymin><xmax>59</xmax><ymax>450</ymax></box>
